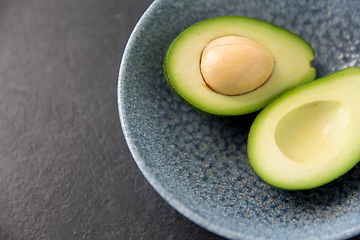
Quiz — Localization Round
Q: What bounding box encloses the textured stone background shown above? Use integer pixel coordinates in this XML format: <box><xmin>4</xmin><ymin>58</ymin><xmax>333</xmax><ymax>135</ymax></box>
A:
<box><xmin>0</xmin><ymin>0</ymin><xmax>225</xmax><ymax>239</ymax></box>
<box><xmin>0</xmin><ymin>0</ymin><xmax>359</xmax><ymax>239</ymax></box>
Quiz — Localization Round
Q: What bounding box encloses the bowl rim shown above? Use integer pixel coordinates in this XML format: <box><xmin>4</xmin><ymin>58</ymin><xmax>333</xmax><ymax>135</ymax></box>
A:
<box><xmin>117</xmin><ymin>1</ymin><xmax>243</xmax><ymax>238</ymax></box>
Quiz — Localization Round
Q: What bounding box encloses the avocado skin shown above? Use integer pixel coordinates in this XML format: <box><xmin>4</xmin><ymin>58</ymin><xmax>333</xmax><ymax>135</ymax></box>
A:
<box><xmin>163</xmin><ymin>16</ymin><xmax>316</xmax><ymax>116</ymax></box>
<box><xmin>248</xmin><ymin>67</ymin><xmax>360</xmax><ymax>190</ymax></box>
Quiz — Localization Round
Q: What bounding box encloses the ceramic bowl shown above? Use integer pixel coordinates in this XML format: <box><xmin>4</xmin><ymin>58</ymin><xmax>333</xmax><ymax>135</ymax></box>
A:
<box><xmin>118</xmin><ymin>0</ymin><xmax>360</xmax><ymax>239</ymax></box>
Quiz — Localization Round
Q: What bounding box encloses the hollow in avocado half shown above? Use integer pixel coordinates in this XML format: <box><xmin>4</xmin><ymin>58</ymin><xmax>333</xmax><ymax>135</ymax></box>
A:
<box><xmin>163</xmin><ymin>16</ymin><xmax>316</xmax><ymax>116</ymax></box>
<box><xmin>248</xmin><ymin>67</ymin><xmax>360</xmax><ymax>190</ymax></box>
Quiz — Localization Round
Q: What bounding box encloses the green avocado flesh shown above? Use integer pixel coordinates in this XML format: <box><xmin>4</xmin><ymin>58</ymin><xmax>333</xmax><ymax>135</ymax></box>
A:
<box><xmin>248</xmin><ymin>67</ymin><xmax>360</xmax><ymax>190</ymax></box>
<box><xmin>163</xmin><ymin>16</ymin><xmax>316</xmax><ymax>116</ymax></box>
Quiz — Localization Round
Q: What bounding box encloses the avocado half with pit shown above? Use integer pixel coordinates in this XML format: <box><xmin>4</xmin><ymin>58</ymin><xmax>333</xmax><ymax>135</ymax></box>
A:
<box><xmin>248</xmin><ymin>67</ymin><xmax>360</xmax><ymax>190</ymax></box>
<box><xmin>163</xmin><ymin>16</ymin><xmax>316</xmax><ymax>116</ymax></box>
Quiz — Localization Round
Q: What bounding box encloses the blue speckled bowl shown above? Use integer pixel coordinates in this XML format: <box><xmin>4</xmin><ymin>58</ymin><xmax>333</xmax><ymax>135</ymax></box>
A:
<box><xmin>118</xmin><ymin>0</ymin><xmax>360</xmax><ymax>239</ymax></box>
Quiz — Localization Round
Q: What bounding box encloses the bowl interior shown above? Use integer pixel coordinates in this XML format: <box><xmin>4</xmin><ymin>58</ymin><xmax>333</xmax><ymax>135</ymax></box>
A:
<box><xmin>118</xmin><ymin>0</ymin><xmax>360</xmax><ymax>239</ymax></box>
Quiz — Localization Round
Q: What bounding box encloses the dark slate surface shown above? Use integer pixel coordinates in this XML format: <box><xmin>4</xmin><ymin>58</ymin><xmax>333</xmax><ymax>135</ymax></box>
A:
<box><xmin>0</xmin><ymin>0</ymin><xmax>358</xmax><ymax>239</ymax></box>
<box><xmin>0</xmin><ymin>0</ymin><xmax>224</xmax><ymax>239</ymax></box>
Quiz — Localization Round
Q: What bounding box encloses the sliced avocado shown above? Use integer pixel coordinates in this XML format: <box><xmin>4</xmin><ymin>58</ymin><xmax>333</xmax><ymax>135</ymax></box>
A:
<box><xmin>248</xmin><ymin>67</ymin><xmax>360</xmax><ymax>190</ymax></box>
<box><xmin>163</xmin><ymin>16</ymin><xmax>316</xmax><ymax>116</ymax></box>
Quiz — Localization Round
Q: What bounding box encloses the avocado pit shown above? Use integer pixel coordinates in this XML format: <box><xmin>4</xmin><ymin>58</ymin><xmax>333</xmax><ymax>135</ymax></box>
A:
<box><xmin>200</xmin><ymin>36</ymin><xmax>275</xmax><ymax>96</ymax></box>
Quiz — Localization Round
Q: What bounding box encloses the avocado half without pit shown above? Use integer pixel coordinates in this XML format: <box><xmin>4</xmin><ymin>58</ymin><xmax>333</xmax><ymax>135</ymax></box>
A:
<box><xmin>248</xmin><ymin>67</ymin><xmax>360</xmax><ymax>190</ymax></box>
<box><xmin>163</xmin><ymin>16</ymin><xmax>316</xmax><ymax>116</ymax></box>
